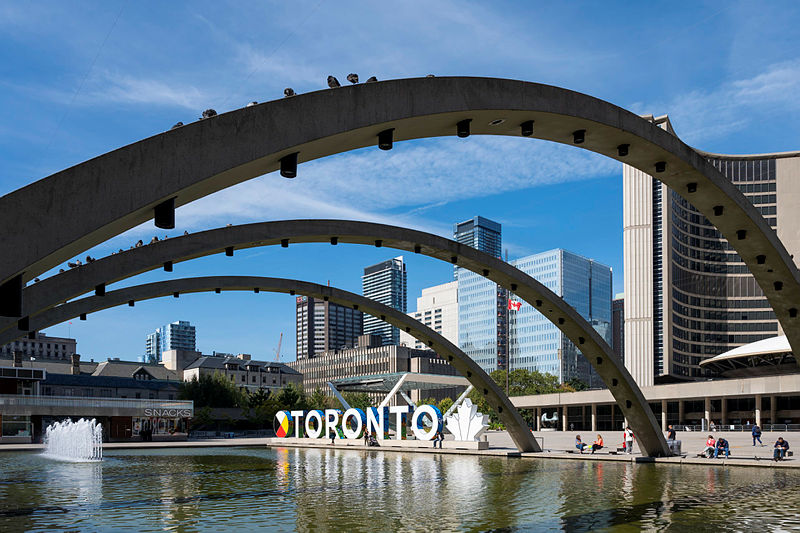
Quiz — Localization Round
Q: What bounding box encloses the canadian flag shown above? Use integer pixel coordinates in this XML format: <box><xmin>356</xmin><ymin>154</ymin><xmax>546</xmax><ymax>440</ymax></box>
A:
<box><xmin>508</xmin><ymin>299</ymin><xmax>522</xmax><ymax>311</ymax></box>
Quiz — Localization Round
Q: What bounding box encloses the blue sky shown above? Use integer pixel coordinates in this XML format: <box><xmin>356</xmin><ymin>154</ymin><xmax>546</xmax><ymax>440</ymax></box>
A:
<box><xmin>2</xmin><ymin>1</ymin><xmax>799</xmax><ymax>362</ymax></box>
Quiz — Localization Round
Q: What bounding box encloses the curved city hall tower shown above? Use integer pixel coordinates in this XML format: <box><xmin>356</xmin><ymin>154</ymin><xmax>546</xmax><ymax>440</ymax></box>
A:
<box><xmin>624</xmin><ymin>115</ymin><xmax>800</xmax><ymax>386</ymax></box>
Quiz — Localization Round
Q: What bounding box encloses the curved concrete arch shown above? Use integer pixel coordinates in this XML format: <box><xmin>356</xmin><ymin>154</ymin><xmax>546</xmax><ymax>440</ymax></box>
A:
<box><xmin>1</xmin><ymin>77</ymin><xmax>798</xmax><ymax>371</ymax></box>
<box><xmin>1</xmin><ymin>219</ymin><xmax>670</xmax><ymax>456</ymax></box>
<box><xmin>16</xmin><ymin>275</ymin><xmax>541</xmax><ymax>453</ymax></box>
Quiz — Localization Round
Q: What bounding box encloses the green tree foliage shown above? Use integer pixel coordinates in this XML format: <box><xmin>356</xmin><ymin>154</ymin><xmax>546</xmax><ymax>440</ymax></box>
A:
<box><xmin>178</xmin><ymin>372</ymin><xmax>249</xmax><ymax>408</ymax></box>
<box><xmin>340</xmin><ymin>392</ymin><xmax>371</xmax><ymax>411</ymax></box>
<box><xmin>565</xmin><ymin>378</ymin><xmax>589</xmax><ymax>391</ymax></box>
<box><xmin>437</xmin><ymin>397</ymin><xmax>454</xmax><ymax>415</ymax></box>
<box><xmin>308</xmin><ymin>387</ymin><xmax>333</xmax><ymax>411</ymax></box>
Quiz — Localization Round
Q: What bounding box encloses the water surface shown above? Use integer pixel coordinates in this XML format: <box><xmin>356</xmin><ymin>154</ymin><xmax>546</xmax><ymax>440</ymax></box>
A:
<box><xmin>0</xmin><ymin>446</ymin><xmax>798</xmax><ymax>531</ymax></box>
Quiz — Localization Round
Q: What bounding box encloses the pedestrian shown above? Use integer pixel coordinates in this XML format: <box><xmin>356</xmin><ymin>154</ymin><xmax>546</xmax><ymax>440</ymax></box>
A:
<box><xmin>752</xmin><ymin>424</ymin><xmax>763</xmax><ymax>446</ymax></box>
<box><xmin>666</xmin><ymin>425</ymin><xmax>676</xmax><ymax>441</ymax></box>
<box><xmin>624</xmin><ymin>427</ymin><xmax>634</xmax><ymax>454</ymax></box>
<box><xmin>702</xmin><ymin>435</ymin><xmax>716</xmax><ymax>458</ymax></box>
<box><xmin>710</xmin><ymin>420</ymin><xmax>716</xmax><ymax>432</ymax></box>
<box><xmin>590</xmin><ymin>434</ymin><xmax>604</xmax><ymax>454</ymax></box>
<box><xmin>364</xmin><ymin>430</ymin><xmax>370</xmax><ymax>447</ymax></box>
<box><xmin>433</xmin><ymin>429</ymin><xmax>444</xmax><ymax>449</ymax></box>
<box><xmin>774</xmin><ymin>437</ymin><xmax>790</xmax><ymax>461</ymax></box>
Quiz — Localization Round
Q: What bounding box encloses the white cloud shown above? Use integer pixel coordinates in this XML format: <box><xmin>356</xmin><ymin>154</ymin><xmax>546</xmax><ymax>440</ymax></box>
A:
<box><xmin>90</xmin><ymin>73</ymin><xmax>210</xmax><ymax>110</ymax></box>
<box><xmin>630</xmin><ymin>59</ymin><xmax>800</xmax><ymax>145</ymax></box>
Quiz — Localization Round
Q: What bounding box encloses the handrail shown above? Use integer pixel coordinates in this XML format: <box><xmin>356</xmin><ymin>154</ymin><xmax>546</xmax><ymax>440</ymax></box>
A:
<box><xmin>0</xmin><ymin>394</ymin><xmax>193</xmax><ymax>410</ymax></box>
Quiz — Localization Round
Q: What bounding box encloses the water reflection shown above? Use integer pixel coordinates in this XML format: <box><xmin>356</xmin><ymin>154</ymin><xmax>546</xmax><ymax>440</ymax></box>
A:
<box><xmin>0</xmin><ymin>448</ymin><xmax>799</xmax><ymax>532</ymax></box>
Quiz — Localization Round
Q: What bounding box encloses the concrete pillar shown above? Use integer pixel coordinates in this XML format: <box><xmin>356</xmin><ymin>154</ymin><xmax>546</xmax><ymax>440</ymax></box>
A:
<box><xmin>704</xmin><ymin>397</ymin><xmax>711</xmax><ymax>430</ymax></box>
<box><xmin>678</xmin><ymin>400</ymin><xmax>685</xmax><ymax>428</ymax></box>
<box><xmin>770</xmin><ymin>395</ymin><xmax>777</xmax><ymax>428</ymax></box>
<box><xmin>581</xmin><ymin>405</ymin><xmax>586</xmax><ymax>430</ymax></box>
<box><xmin>661</xmin><ymin>400</ymin><xmax>668</xmax><ymax>432</ymax></box>
<box><xmin>721</xmin><ymin>398</ymin><xmax>728</xmax><ymax>426</ymax></box>
<box><xmin>536</xmin><ymin>407</ymin><xmax>541</xmax><ymax>431</ymax></box>
<box><xmin>611</xmin><ymin>406</ymin><xmax>616</xmax><ymax>430</ymax></box>
<box><xmin>562</xmin><ymin>406</ymin><xmax>567</xmax><ymax>432</ymax></box>
<box><xmin>591</xmin><ymin>404</ymin><xmax>597</xmax><ymax>432</ymax></box>
<box><xmin>755</xmin><ymin>394</ymin><xmax>762</xmax><ymax>427</ymax></box>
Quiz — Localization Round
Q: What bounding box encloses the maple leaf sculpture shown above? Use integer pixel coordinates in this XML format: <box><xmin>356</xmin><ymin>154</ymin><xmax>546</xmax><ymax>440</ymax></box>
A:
<box><xmin>444</xmin><ymin>398</ymin><xmax>489</xmax><ymax>441</ymax></box>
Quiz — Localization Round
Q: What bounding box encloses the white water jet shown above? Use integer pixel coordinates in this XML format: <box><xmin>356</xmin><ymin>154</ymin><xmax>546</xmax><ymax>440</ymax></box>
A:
<box><xmin>43</xmin><ymin>418</ymin><xmax>103</xmax><ymax>462</ymax></box>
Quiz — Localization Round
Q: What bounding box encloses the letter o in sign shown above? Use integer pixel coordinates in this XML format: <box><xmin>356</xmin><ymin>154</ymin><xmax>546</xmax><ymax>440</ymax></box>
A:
<box><xmin>342</xmin><ymin>408</ymin><xmax>364</xmax><ymax>439</ymax></box>
<box><xmin>411</xmin><ymin>405</ymin><xmax>438</xmax><ymax>441</ymax></box>
<box><xmin>305</xmin><ymin>410</ymin><xmax>324</xmax><ymax>439</ymax></box>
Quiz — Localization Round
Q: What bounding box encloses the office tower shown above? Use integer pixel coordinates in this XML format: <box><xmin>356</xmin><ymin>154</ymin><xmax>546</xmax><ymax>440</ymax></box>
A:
<box><xmin>400</xmin><ymin>281</ymin><xmax>458</xmax><ymax>350</ymax></box>
<box><xmin>454</xmin><ymin>216</ymin><xmax>508</xmax><ymax>373</ymax></box>
<box><xmin>0</xmin><ymin>332</ymin><xmax>77</xmax><ymax>361</ymax></box>
<box><xmin>145</xmin><ymin>320</ymin><xmax>196</xmax><ymax>363</ymax></box>
<box><xmin>624</xmin><ymin>115</ymin><xmax>800</xmax><ymax>386</ymax></box>
<box><xmin>510</xmin><ymin>249</ymin><xmax>612</xmax><ymax>386</ymax></box>
<box><xmin>362</xmin><ymin>257</ymin><xmax>407</xmax><ymax>345</ymax></box>
<box><xmin>295</xmin><ymin>296</ymin><xmax>363</xmax><ymax>359</ymax></box>
<box><xmin>612</xmin><ymin>295</ymin><xmax>624</xmax><ymax>362</ymax></box>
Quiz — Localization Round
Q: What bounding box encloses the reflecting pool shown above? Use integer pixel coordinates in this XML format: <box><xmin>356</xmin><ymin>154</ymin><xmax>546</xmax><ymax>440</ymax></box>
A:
<box><xmin>1</xmin><ymin>446</ymin><xmax>799</xmax><ymax>531</ymax></box>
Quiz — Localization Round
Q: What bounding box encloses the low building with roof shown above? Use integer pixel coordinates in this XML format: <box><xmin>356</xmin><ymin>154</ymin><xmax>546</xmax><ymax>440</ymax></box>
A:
<box><xmin>182</xmin><ymin>353</ymin><xmax>302</xmax><ymax>392</ymax></box>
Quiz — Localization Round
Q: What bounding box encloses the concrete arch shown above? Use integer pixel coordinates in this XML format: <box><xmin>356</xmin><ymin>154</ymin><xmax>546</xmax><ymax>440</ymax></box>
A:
<box><xmin>16</xmin><ymin>275</ymin><xmax>541</xmax><ymax>453</ymax></box>
<box><xmin>0</xmin><ymin>219</ymin><xmax>670</xmax><ymax>456</ymax></box>
<box><xmin>1</xmin><ymin>77</ymin><xmax>797</xmax><ymax>370</ymax></box>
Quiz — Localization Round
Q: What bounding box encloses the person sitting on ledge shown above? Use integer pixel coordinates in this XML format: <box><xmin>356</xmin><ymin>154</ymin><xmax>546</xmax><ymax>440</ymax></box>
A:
<box><xmin>702</xmin><ymin>435</ymin><xmax>716</xmax><ymax>458</ymax></box>
<box><xmin>575</xmin><ymin>435</ymin><xmax>587</xmax><ymax>454</ymax></box>
<box><xmin>774</xmin><ymin>437</ymin><xmax>790</xmax><ymax>461</ymax></box>
<box><xmin>590</xmin><ymin>434</ymin><xmax>604</xmax><ymax>454</ymax></box>
<box><xmin>714</xmin><ymin>437</ymin><xmax>730</xmax><ymax>458</ymax></box>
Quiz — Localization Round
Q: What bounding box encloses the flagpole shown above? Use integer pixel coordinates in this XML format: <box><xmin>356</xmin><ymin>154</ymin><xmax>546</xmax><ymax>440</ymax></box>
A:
<box><xmin>505</xmin><ymin>249</ymin><xmax>510</xmax><ymax>397</ymax></box>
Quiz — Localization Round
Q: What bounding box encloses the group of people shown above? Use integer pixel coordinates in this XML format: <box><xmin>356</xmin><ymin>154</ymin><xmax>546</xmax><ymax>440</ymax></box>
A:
<box><xmin>694</xmin><ymin>425</ymin><xmax>791</xmax><ymax>461</ymax></box>
<box><xmin>701</xmin><ymin>435</ymin><xmax>730</xmax><ymax>458</ymax></box>
<box><xmin>361</xmin><ymin>430</ymin><xmax>380</xmax><ymax>447</ymax></box>
<box><xmin>575</xmin><ymin>434</ymin><xmax>604</xmax><ymax>454</ymax></box>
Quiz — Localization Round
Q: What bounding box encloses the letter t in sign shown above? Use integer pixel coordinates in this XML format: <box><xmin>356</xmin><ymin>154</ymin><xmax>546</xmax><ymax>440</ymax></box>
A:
<box><xmin>290</xmin><ymin>411</ymin><xmax>305</xmax><ymax>438</ymax></box>
<box><xmin>389</xmin><ymin>405</ymin><xmax>409</xmax><ymax>440</ymax></box>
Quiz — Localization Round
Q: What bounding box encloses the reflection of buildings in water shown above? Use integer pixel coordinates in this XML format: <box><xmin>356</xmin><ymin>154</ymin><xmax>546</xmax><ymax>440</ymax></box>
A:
<box><xmin>275</xmin><ymin>448</ymin><xmax>290</xmax><ymax>489</ymax></box>
<box><xmin>160</xmin><ymin>455</ymin><xmax>201</xmax><ymax>528</ymax></box>
<box><xmin>46</xmin><ymin>460</ymin><xmax>103</xmax><ymax>509</ymax></box>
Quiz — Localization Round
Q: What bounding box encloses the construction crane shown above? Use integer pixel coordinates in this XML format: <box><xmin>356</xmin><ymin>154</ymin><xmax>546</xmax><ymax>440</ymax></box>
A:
<box><xmin>274</xmin><ymin>332</ymin><xmax>283</xmax><ymax>362</ymax></box>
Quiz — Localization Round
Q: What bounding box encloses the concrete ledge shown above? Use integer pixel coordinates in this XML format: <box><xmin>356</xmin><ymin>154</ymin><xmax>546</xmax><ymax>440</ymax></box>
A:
<box><xmin>268</xmin><ymin>437</ymin><xmax>488</xmax><ymax>450</ymax></box>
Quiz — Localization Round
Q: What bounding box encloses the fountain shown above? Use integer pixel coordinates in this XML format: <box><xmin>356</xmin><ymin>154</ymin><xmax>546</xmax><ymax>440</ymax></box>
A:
<box><xmin>43</xmin><ymin>418</ymin><xmax>103</xmax><ymax>462</ymax></box>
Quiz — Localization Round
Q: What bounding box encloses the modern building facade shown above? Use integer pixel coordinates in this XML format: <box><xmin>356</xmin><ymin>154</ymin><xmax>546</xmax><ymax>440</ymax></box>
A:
<box><xmin>612</xmin><ymin>296</ymin><xmax>624</xmax><ymax>362</ymax></box>
<box><xmin>400</xmin><ymin>281</ymin><xmax>458</xmax><ymax>350</ymax></box>
<box><xmin>295</xmin><ymin>296</ymin><xmax>363</xmax><ymax>359</ymax></box>
<box><xmin>362</xmin><ymin>257</ymin><xmax>407</xmax><ymax>346</ymax></box>
<box><xmin>145</xmin><ymin>320</ymin><xmax>196</xmax><ymax>363</ymax></box>
<box><xmin>509</xmin><ymin>249</ymin><xmax>612</xmax><ymax>387</ymax></box>
<box><xmin>623</xmin><ymin>115</ymin><xmax>800</xmax><ymax>386</ymax></box>
<box><xmin>454</xmin><ymin>216</ymin><xmax>508</xmax><ymax>374</ymax></box>
<box><xmin>288</xmin><ymin>334</ymin><xmax>457</xmax><ymax>402</ymax></box>
<box><xmin>0</xmin><ymin>332</ymin><xmax>76</xmax><ymax>361</ymax></box>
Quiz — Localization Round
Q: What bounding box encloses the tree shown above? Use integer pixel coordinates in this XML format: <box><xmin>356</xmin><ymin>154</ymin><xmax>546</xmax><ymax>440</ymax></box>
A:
<box><xmin>437</xmin><ymin>397</ymin><xmax>454</xmax><ymax>415</ymax></box>
<box><xmin>340</xmin><ymin>392</ymin><xmax>371</xmax><ymax>411</ymax></box>
<box><xmin>308</xmin><ymin>387</ymin><xmax>332</xmax><ymax>411</ymax></box>
<box><xmin>178</xmin><ymin>372</ymin><xmax>248</xmax><ymax>408</ymax></box>
<box><xmin>565</xmin><ymin>378</ymin><xmax>589</xmax><ymax>392</ymax></box>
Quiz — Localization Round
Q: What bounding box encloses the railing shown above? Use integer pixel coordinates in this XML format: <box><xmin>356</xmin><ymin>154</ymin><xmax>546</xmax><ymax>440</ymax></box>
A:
<box><xmin>676</xmin><ymin>423</ymin><xmax>800</xmax><ymax>432</ymax></box>
<box><xmin>0</xmin><ymin>394</ymin><xmax>193</xmax><ymax>411</ymax></box>
<box><xmin>189</xmin><ymin>429</ymin><xmax>273</xmax><ymax>439</ymax></box>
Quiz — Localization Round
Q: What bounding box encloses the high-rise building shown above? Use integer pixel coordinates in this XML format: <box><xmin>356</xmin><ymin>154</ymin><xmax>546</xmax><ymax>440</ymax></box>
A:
<box><xmin>145</xmin><ymin>320</ymin><xmax>196</xmax><ymax>363</ymax></box>
<box><xmin>400</xmin><ymin>281</ymin><xmax>458</xmax><ymax>350</ymax></box>
<box><xmin>623</xmin><ymin>115</ymin><xmax>800</xmax><ymax>386</ymax></box>
<box><xmin>612</xmin><ymin>295</ymin><xmax>624</xmax><ymax>362</ymax></box>
<box><xmin>509</xmin><ymin>249</ymin><xmax>612</xmax><ymax>386</ymax></box>
<box><xmin>362</xmin><ymin>257</ymin><xmax>407</xmax><ymax>346</ymax></box>
<box><xmin>454</xmin><ymin>216</ymin><xmax>508</xmax><ymax>374</ymax></box>
<box><xmin>295</xmin><ymin>296</ymin><xmax>363</xmax><ymax>359</ymax></box>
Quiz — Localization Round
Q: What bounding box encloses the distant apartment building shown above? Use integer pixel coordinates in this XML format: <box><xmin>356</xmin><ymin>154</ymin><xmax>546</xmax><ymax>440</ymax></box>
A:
<box><xmin>509</xmin><ymin>249</ymin><xmax>612</xmax><ymax>387</ymax></box>
<box><xmin>400</xmin><ymin>281</ymin><xmax>458</xmax><ymax>350</ymax></box>
<box><xmin>362</xmin><ymin>257</ymin><xmax>407</xmax><ymax>346</ymax></box>
<box><xmin>612</xmin><ymin>295</ymin><xmax>624</xmax><ymax>362</ymax></box>
<box><xmin>296</xmin><ymin>296</ymin><xmax>363</xmax><ymax>359</ymax></box>
<box><xmin>623</xmin><ymin>115</ymin><xmax>800</xmax><ymax>386</ymax></box>
<box><xmin>145</xmin><ymin>320</ymin><xmax>196</xmax><ymax>363</ymax></box>
<box><xmin>0</xmin><ymin>332</ymin><xmax>76</xmax><ymax>361</ymax></box>
<box><xmin>454</xmin><ymin>216</ymin><xmax>508</xmax><ymax>374</ymax></box>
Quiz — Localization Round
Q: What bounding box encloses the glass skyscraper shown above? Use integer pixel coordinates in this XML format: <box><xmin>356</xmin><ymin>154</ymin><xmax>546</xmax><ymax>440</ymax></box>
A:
<box><xmin>362</xmin><ymin>257</ymin><xmax>407</xmax><ymax>346</ymax></box>
<box><xmin>455</xmin><ymin>216</ymin><xmax>508</xmax><ymax>374</ymax></box>
<box><xmin>144</xmin><ymin>320</ymin><xmax>196</xmax><ymax>363</ymax></box>
<box><xmin>510</xmin><ymin>249</ymin><xmax>612</xmax><ymax>386</ymax></box>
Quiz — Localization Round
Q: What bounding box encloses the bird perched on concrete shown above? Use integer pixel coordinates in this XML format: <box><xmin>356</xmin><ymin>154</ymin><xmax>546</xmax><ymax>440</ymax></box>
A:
<box><xmin>327</xmin><ymin>75</ymin><xmax>340</xmax><ymax>88</ymax></box>
<box><xmin>366</xmin><ymin>76</ymin><xmax>377</xmax><ymax>83</ymax></box>
<box><xmin>426</xmin><ymin>74</ymin><xmax>435</xmax><ymax>78</ymax></box>
<box><xmin>246</xmin><ymin>101</ymin><xmax>258</xmax><ymax>107</ymax></box>
<box><xmin>171</xmin><ymin>122</ymin><xmax>184</xmax><ymax>129</ymax></box>
<box><xmin>34</xmin><ymin>278</ymin><xmax>40</xmax><ymax>282</ymax></box>
<box><xmin>201</xmin><ymin>109</ymin><xmax>217</xmax><ymax>119</ymax></box>
<box><xmin>346</xmin><ymin>73</ymin><xmax>358</xmax><ymax>84</ymax></box>
<box><xmin>284</xmin><ymin>88</ymin><xmax>295</xmax><ymax>97</ymax></box>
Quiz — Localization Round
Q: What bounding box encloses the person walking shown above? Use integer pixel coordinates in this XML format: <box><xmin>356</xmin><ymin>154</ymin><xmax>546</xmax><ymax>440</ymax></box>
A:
<box><xmin>624</xmin><ymin>427</ymin><xmax>634</xmax><ymax>454</ymax></box>
<box><xmin>752</xmin><ymin>424</ymin><xmax>763</xmax><ymax>446</ymax></box>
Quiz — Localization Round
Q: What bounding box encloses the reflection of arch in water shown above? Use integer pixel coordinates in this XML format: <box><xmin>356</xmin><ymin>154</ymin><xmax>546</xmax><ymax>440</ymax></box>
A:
<box><xmin>20</xmin><ymin>275</ymin><xmax>539</xmax><ymax>453</ymax></box>
<box><xmin>1</xmin><ymin>219</ymin><xmax>666</xmax><ymax>456</ymax></box>
<box><xmin>1</xmin><ymin>77</ymin><xmax>798</xmax><ymax>386</ymax></box>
